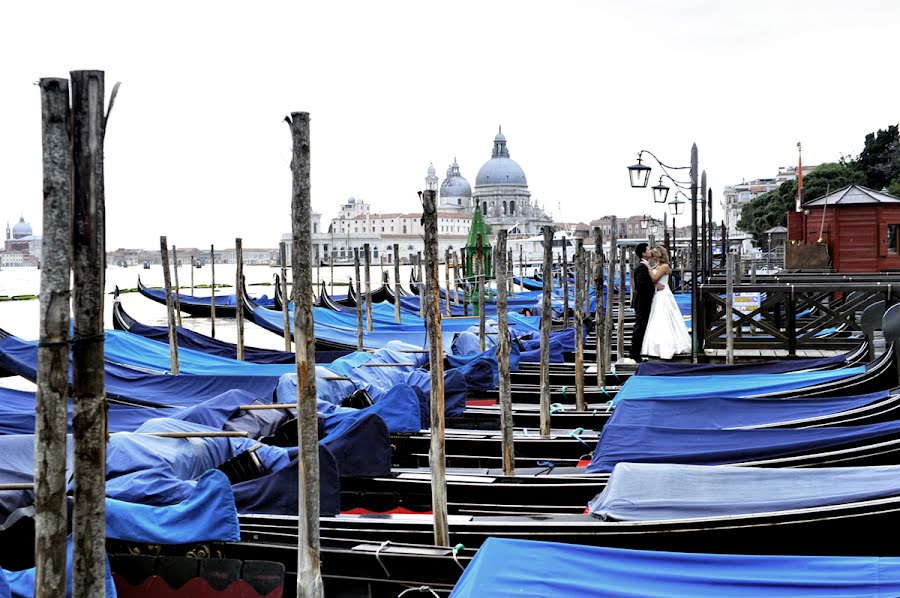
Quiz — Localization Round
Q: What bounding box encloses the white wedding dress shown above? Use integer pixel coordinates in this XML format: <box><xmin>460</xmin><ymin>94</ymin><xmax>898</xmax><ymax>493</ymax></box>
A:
<box><xmin>641</xmin><ymin>273</ymin><xmax>692</xmax><ymax>359</ymax></box>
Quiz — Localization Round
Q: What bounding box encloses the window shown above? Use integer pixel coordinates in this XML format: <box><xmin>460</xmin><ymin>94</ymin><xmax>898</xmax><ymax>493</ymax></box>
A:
<box><xmin>509</xmin><ymin>200</ymin><xmax>515</xmax><ymax>214</ymax></box>
<box><xmin>482</xmin><ymin>202</ymin><xmax>488</xmax><ymax>215</ymax></box>
<box><xmin>890</xmin><ymin>224</ymin><xmax>899</xmax><ymax>254</ymax></box>
<box><xmin>373</xmin><ymin>247</ymin><xmax>379</xmax><ymax>259</ymax></box>
<box><xmin>403</xmin><ymin>225</ymin><xmax>407</xmax><ymax>234</ymax></box>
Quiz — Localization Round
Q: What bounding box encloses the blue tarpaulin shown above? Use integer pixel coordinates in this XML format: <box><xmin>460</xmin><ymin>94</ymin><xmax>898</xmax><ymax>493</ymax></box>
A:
<box><xmin>587</xmin><ymin>419</ymin><xmax>900</xmax><ymax>473</ymax></box>
<box><xmin>589</xmin><ymin>463</ymin><xmax>900</xmax><ymax>522</ymax></box>
<box><xmin>2</xmin><ymin>538</ymin><xmax>117</xmax><ymax>598</ymax></box>
<box><xmin>450</xmin><ymin>537</ymin><xmax>900</xmax><ymax>598</ymax></box>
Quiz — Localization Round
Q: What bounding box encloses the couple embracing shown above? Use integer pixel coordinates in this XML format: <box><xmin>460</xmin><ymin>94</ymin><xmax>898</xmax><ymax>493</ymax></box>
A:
<box><xmin>628</xmin><ymin>242</ymin><xmax>691</xmax><ymax>362</ymax></box>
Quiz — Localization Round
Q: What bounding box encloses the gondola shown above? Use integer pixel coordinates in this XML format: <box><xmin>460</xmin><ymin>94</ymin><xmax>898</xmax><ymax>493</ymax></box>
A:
<box><xmin>136</xmin><ymin>276</ymin><xmax>274</xmax><ymax>318</ymax></box>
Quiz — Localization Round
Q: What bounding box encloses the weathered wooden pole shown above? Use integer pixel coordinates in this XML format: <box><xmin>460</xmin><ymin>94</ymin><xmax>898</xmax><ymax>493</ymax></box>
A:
<box><xmin>172</xmin><ymin>245</ymin><xmax>182</xmax><ymax>326</ymax></box>
<box><xmin>574</xmin><ymin>239</ymin><xmax>586</xmax><ymax>411</ymax></box>
<box><xmin>364</xmin><ymin>243</ymin><xmax>373</xmax><ymax>332</ymax></box>
<box><xmin>477</xmin><ymin>233</ymin><xmax>486</xmax><ymax>352</ymax></box>
<box><xmin>34</xmin><ymin>77</ymin><xmax>71</xmax><ymax>598</ymax></box>
<box><xmin>280</xmin><ymin>241</ymin><xmax>291</xmax><ymax>351</ymax></box>
<box><xmin>444</xmin><ymin>249</ymin><xmax>452</xmax><ymax>317</ymax></box>
<box><xmin>459</xmin><ymin>249</ymin><xmax>468</xmax><ymax>316</ymax></box>
<box><xmin>190</xmin><ymin>254</ymin><xmax>195</xmax><ymax>296</ymax></box>
<box><xmin>540</xmin><ymin>225</ymin><xmax>553</xmax><ymax>436</ymax></box>
<box><xmin>393</xmin><ymin>244</ymin><xmax>402</xmax><ymax>324</ymax></box>
<box><xmin>726</xmin><ymin>251</ymin><xmax>735</xmax><ymax>365</ymax></box>
<box><xmin>235</xmin><ymin>237</ymin><xmax>245</xmax><ymax>361</ymax></box>
<box><xmin>606</xmin><ymin>219</ymin><xmax>617</xmax><ymax>368</ymax></box>
<box><xmin>508</xmin><ymin>248</ymin><xmax>515</xmax><ymax>299</ymax></box>
<box><xmin>519</xmin><ymin>245</ymin><xmax>524</xmax><ymax>292</ymax></box>
<box><xmin>496</xmin><ymin>230</ymin><xmax>515</xmax><ymax>475</ymax></box>
<box><xmin>70</xmin><ymin>70</ymin><xmax>111</xmax><ymax>597</ymax></box>
<box><xmin>453</xmin><ymin>253</ymin><xmax>460</xmax><ymax>307</ymax></box>
<box><xmin>617</xmin><ymin>245</ymin><xmax>626</xmax><ymax>362</ymax></box>
<box><xmin>594</xmin><ymin>227</ymin><xmax>607</xmax><ymax>387</ymax></box>
<box><xmin>354</xmin><ymin>249</ymin><xmax>363</xmax><ymax>351</ymax></box>
<box><xmin>160</xmin><ymin>238</ymin><xmax>180</xmax><ymax>374</ymax></box>
<box><xmin>417</xmin><ymin>251</ymin><xmax>426</xmax><ymax>318</ymax></box>
<box><xmin>286</xmin><ymin>111</ymin><xmax>323</xmax><ymax>596</ymax></box>
<box><xmin>419</xmin><ymin>189</ymin><xmax>450</xmax><ymax>546</ymax></box>
<box><xmin>330</xmin><ymin>244</ymin><xmax>335</xmax><ymax>296</ymax></box>
<box><xmin>210</xmin><ymin>244</ymin><xmax>216</xmax><ymax>337</ymax></box>
<box><xmin>562</xmin><ymin>235</ymin><xmax>569</xmax><ymax>327</ymax></box>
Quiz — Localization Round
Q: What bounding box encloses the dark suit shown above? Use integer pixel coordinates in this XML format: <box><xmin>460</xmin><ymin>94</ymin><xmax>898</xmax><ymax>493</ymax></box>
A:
<box><xmin>629</xmin><ymin>260</ymin><xmax>655</xmax><ymax>361</ymax></box>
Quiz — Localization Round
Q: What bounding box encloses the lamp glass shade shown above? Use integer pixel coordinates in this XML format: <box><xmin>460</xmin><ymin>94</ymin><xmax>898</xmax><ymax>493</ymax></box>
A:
<box><xmin>669</xmin><ymin>198</ymin><xmax>685</xmax><ymax>216</ymax></box>
<box><xmin>652</xmin><ymin>181</ymin><xmax>670</xmax><ymax>204</ymax></box>
<box><xmin>640</xmin><ymin>216</ymin><xmax>649</xmax><ymax>230</ymax></box>
<box><xmin>628</xmin><ymin>162</ymin><xmax>652</xmax><ymax>188</ymax></box>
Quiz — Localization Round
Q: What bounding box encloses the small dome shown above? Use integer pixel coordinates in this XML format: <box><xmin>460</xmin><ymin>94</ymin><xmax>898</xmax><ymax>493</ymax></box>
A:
<box><xmin>427</xmin><ymin>163</ymin><xmax>436</xmax><ymax>176</ymax></box>
<box><xmin>476</xmin><ymin>128</ymin><xmax>527</xmax><ymax>187</ymax></box>
<box><xmin>440</xmin><ymin>158</ymin><xmax>472</xmax><ymax>198</ymax></box>
<box><xmin>12</xmin><ymin>217</ymin><xmax>32</xmax><ymax>239</ymax></box>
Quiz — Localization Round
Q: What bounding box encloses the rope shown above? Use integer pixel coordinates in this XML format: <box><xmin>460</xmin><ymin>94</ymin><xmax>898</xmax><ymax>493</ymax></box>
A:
<box><xmin>397</xmin><ymin>587</ymin><xmax>440</xmax><ymax>597</ymax></box>
<box><xmin>452</xmin><ymin>543</ymin><xmax>466</xmax><ymax>571</ymax></box>
<box><xmin>37</xmin><ymin>333</ymin><xmax>106</xmax><ymax>348</ymax></box>
<box><xmin>550</xmin><ymin>403</ymin><xmax>566</xmax><ymax>414</ymax></box>
<box><xmin>568</xmin><ymin>427</ymin><xmax>590</xmax><ymax>449</ymax></box>
<box><xmin>374</xmin><ymin>540</ymin><xmax>392</xmax><ymax>578</ymax></box>
<box><xmin>535</xmin><ymin>460</ymin><xmax>556</xmax><ymax>475</ymax></box>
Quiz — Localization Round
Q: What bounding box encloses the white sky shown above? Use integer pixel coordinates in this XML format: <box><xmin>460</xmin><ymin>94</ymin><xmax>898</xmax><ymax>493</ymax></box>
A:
<box><xmin>1</xmin><ymin>0</ymin><xmax>898</xmax><ymax>249</ymax></box>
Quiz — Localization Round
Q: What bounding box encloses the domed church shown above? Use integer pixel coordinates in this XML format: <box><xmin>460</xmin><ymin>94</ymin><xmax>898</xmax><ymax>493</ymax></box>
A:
<box><xmin>438</xmin><ymin>159</ymin><xmax>472</xmax><ymax>213</ymax></box>
<box><xmin>472</xmin><ymin>127</ymin><xmax>551</xmax><ymax>235</ymax></box>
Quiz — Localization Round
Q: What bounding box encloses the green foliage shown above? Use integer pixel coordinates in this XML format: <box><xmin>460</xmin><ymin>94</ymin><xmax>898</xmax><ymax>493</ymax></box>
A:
<box><xmin>857</xmin><ymin>125</ymin><xmax>900</xmax><ymax>191</ymax></box>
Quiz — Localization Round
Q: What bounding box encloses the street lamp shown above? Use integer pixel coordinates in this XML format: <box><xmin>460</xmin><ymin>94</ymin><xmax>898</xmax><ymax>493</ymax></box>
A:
<box><xmin>668</xmin><ymin>192</ymin><xmax>686</xmax><ymax>216</ymax></box>
<box><xmin>640</xmin><ymin>215</ymin><xmax>650</xmax><ymax>230</ymax></box>
<box><xmin>651</xmin><ymin>177</ymin><xmax>670</xmax><ymax>204</ymax></box>
<box><xmin>627</xmin><ymin>145</ymin><xmax>701</xmax><ymax>363</ymax></box>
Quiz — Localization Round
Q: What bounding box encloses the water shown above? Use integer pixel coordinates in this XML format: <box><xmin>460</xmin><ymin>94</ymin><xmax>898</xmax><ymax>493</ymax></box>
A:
<box><xmin>0</xmin><ymin>261</ymin><xmax>452</xmax><ymax>391</ymax></box>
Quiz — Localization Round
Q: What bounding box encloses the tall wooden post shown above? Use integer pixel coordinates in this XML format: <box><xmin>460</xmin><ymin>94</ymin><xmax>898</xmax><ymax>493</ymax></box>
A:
<box><xmin>210</xmin><ymin>245</ymin><xmax>216</xmax><ymax>337</ymax></box>
<box><xmin>562</xmin><ymin>235</ymin><xmax>569</xmax><ymax>327</ymax></box>
<box><xmin>496</xmin><ymin>231</ymin><xmax>515</xmax><ymax>475</ymax></box>
<box><xmin>330</xmin><ymin>244</ymin><xmax>335</xmax><ymax>296</ymax></box>
<box><xmin>617</xmin><ymin>245</ymin><xmax>626</xmax><ymax>362</ymax></box>
<box><xmin>508</xmin><ymin>248</ymin><xmax>515</xmax><ymax>299</ymax></box>
<box><xmin>453</xmin><ymin>253</ymin><xmax>460</xmax><ymax>306</ymax></box>
<box><xmin>280</xmin><ymin>242</ymin><xmax>291</xmax><ymax>351</ymax></box>
<box><xmin>235</xmin><ymin>238</ymin><xmax>245</xmax><ymax>361</ymax></box>
<box><xmin>459</xmin><ymin>249</ymin><xmax>468</xmax><ymax>315</ymax></box>
<box><xmin>444</xmin><ymin>249</ymin><xmax>452</xmax><ymax>317</ymax></box>
<box><xmin>594</xmin><ymin>227</ymin><xmax>607</xmax><ymax>387</ymax></box>
<box><xmin>354</xmin><ymin>249</ymin><xmax>363</xmax><ymax>351</ymax></box>
<box><xmin>606</xmin><ymin>219</ymin><xmax>617</xmax><ymax>369</ymax></box>
<box><xmin>519</xmin><ymin>245</ymin><xmax>524</xmax><ymax>292</ymax></box>
<box><xmin>726</xmin><ymin>251</ymin><xmax>735</xmax><ymax>365</ymax></box>
<box><xmin>70</xmin><ymin>70</ymin><xmax>109</xmax><ymax>597</ymax></box>
<box><xmin>160</xmin><ymin>238</ymin><xmax>180</xmax><ymax>374</ymax></box>
<box><xmin>286</xmin><ymin>111</ymin><xmax>323</xmax><ymax>596</ymax></box>
<box><xmin>35</xmin><ymin>78</ymin><xmax>71</xmax><ymax>597</ymax></box>
<box><xmin>477</xmin><ymin>233</ymin><xmax>486</xmax><ymax>351</ymax></box>
<box><xmin>172</xmin><ymin>245</ymin><xmax>182</xmax><ymax>326</ymax></box>
<box><xmin>540</xmin><ymin>226</ymin><xmax>553</xmax><ymax>436</ymax></box>
<box><xmin>700</xmin><ymin>170</ymin><xmax>708</xmax><ymax>285</ymax></box>
<box><xmin>574</xmin><ymin>239</ymin><xmax>585</xmax><ymax>411</ymax></box>
<box><xmin>190</xmin><ymin>254</ymin><xmax>195</xmax><ymax>296</ymax></box>
<box><xmin>417</xmin><ymin>252</ymin><xmax>425</xmax><ymax>318</ymax></box>
<box><xmin>419</xmin><ymin>189</ymin><xmax>450</xmax><ymax>546</ymax></box>
<box><xmin>393</xmin><ymin>244</ymin><xmax>401</xmax><ymax>324</ymax></box>
<box><xmin>364</xmin><ymin>243</ymin><xmax>373</xmax><ymax>332</ymax></box>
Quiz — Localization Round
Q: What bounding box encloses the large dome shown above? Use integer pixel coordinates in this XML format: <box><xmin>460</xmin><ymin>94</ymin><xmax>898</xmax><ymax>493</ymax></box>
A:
<box><xmin>440</xmin><ymin>159</ymin><xmax>471</xmax><ymax>198</ymax></box>
<box><xmin>12</xmin><ymin>217</ymin><xmax>32</xmax><ymax>239</ymax></box>
<box><xmin>475</xmin><ymin>127</ymin><xmax>527</xmax><ymax>187</ymax></box>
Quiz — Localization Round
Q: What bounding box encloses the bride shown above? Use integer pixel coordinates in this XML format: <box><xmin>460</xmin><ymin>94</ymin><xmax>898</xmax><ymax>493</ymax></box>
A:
<box><xmin>641</xmin><ymin>246</ymin><xmax>692</xmax><ymax>359</ymax></box>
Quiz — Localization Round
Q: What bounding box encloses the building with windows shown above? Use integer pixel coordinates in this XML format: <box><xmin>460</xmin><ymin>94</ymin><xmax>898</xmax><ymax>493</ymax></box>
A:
<box><xmin>2</xmin><ymin>216</ymin><xmax>41</xmax><ymax>266</ymax></box>
<box><xmin>723</xmin><ymin>164</ymin><xmax>818</xmax><ymax>236</ymax></box>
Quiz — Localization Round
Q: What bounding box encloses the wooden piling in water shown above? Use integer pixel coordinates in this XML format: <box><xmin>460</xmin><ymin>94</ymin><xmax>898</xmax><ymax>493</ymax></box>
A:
<box><xmin>210</xmin><ymin>245</ymin><xmax>216</xmax><ymax>338</ymax></box>
<box><xmin>495</xmin><ymin>231</ymin><xmax>515</xmax><ymax>475</ymax></box>
<box><xmin>594</xmin><ymin>227</ymin><xmax>607</xmax><ymax>388</ymax></box>
<box><xmin>453</xmin><ymin>253</ymin><xmax>460</xmax><ymax>307</ymax></box>
<box><xmin>726</xmin><ymin>251</ymin><xmax>735</xmax><ymax>365</ymax></box>
<box><xmin>235</xmin><ymin>237</ymin><xmax>245</xmax><ymax>361</ymax></box>
<box><xmin>477</xmin><ymin>233</ymin><xmax>486</xmax><ymax>352</ymax></box>
<box><xmin>419</xmin><ymin>189</ymin><xmax>450</xmax><ymax>546</ymax></box>
<box><xmin>35</xmin><ymin>77</ymin><xmax>71</xmax><ymax>597</ymax></box>
<box><xmin>364</xmin><ymin>243</ymin><xmax>373</xmax><ymax>332</ymax></box>
<box><xmin>70</xmin><ymin>69</ymin><xmax>111</xmax><ymax>597</ymax></box>
<box><xmin>445</xmin><ymin>249</ymin><xmax>452</xmax><ymax>317</ymax></box>
<box><xmin>459</xmin><ymin>249</ymin><xmax>468</xmax><ymax>316</ymax></box>
<box><xmin>280</xmin><ymin>241</ymin><xmax>291</xmax><ymax>351</ymax></box>
<box><xmin>394</xmin><ymin>244</ymin><xmax>401</xmax><ymax>324</ymax></box>
<box><xmin>508</xmin><ymin>248</ymin><xmax>515</xmax><ymax>299</ymax></box>
<box><xmin>172</xmin><ymin>245</ymin><xmax>182</xmax><ymax>326</ymax></box>
<box><xmin>286</xmin><ymin>111</ymin><xmax>323</xmax><ymax>596</ymax></box>
<box><xmin>540</xmin><ymin>225</ymin><xmax>553</xmax><ymax>437</ymax></box>
<box><xmin>617</xmin><ymin>245</ymin><xmax>626</xmax><ymax>363</ymax></box>
<box><xmin>562</xmin><ymin>234</ymin><xmax>569</xmax><ymax>327</ymax></box>
<box><xmin>190</xmin><ymin>254</ymin><xmax>195</xmax><ymax>296</ymax></box>
<box><xmin>160</xmin><ymin>238</ymin><xmax>180</xmax><ymax>375</ymax></box>
<box><xmin>574</xmin><ymin>239</ymin><xmax>585</xmax><ymax>411</ymax></box>
<box><xmin>519</xmin><ymin>245</ymin><xmax>524</xmax><ymax>293</ymax></box>
<box><xmin>354</xmin><ymin>249</ymin><xmax>363</xmax><ymax>351</ymax></box>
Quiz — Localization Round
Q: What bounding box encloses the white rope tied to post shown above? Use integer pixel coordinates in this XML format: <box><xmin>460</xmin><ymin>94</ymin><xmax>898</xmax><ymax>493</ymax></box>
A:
<box><xmin>397</xmin><ymin>586</ymin><xmax>440</xmax><ymax>597</ymax></box>
<box><xmin>374</xmin><ymin>540</ymin><xmax>392</xmax><ymax>578</ymax></box>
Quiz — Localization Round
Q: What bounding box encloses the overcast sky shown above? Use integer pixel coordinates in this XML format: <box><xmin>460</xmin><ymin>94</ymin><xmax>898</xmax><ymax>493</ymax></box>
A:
<box><xmin>2</xmin><ymin>0</ymin><xmax>898</xmax><ymax>250</ymax></box>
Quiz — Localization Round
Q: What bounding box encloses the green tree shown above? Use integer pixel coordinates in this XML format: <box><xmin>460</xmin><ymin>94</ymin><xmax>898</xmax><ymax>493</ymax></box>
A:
<box><xmin>857</xmin><ymin>125</ymin><xmax>900</xmax><ymax>191</ymax></box>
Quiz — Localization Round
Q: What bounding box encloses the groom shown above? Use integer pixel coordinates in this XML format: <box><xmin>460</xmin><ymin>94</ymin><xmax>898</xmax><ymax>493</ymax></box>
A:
<box><xmin>628</xmin><ymin>243</ymin><xmax>654</xmax><ymax>363</ymax></box>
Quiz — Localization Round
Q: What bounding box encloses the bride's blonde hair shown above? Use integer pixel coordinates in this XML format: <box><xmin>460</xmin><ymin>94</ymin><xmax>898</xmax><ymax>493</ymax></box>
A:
<box><xmin>653</xmin><ymin>246</ymin><xmax>671</xmax><ymax>265</ymax></box>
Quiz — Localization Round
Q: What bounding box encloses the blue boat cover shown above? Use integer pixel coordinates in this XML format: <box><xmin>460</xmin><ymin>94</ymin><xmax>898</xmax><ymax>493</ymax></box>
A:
<box><xmin>140</xmin><ymin>283</ymin><xmax>273</xmax><ymax>308</ymax></box>
<box><xmin>587</xmin><ymin>419</ymin><xmax>900</xmax><ymax>473</ymax></box>
<box><xmin>635</xmin><ymin>351</ymin><xmax>850</xmax><ymax>376</ymax></box>
<box><xmin>611</xmin><ymin>366</ymin><xmax>866</xmax><ymax>405</ymax></box>
<box><xmin>0</xmin><ymin>435</ymin><xmax>72</xmax><ymax>527</ymax></box>
<box><xmin>450</xmin><ymin>537</ymin><xmax>900</xmax><ymax>598</ymax></box>
<box><xmin>2</xmin><ymin>538</ymin><xmax>117</xmax><ymax>598</ymax></box>
<box><xmin>320</xmin><ymin>410</ymin><xmax>391</xmax><ymax>477</ymax></box>
<box><xmin>589</xmin><ymin>463</ymin><xmax>900</xmax><ymax>522</ymax></box>
<box><xmin>609</xmin><ymin>390</ymin><xmax>892</xmax><ymax>429</ymax></box>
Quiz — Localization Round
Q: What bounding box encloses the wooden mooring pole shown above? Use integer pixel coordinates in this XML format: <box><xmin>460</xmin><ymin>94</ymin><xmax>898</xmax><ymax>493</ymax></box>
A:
<box><xmin>496</xmin><ymin>230</ymin><xmax>515</xmax><ymax>475</ymax></box>
<box><xmin>477</xmin><ymin>233</ymin><xmax>486</xmax><ymax>352</ymax></box>
<box><xmin>394</xmin><ymin>244</ymin><xmax>401</xmax><ymax>324</ymax></box>
<box><xmin>459</xmin><ymin>249</ymin><xmax>468</xmax><ymax>316</ymax></box>
<box><xmin>594</xmin><ymin>226</ymin><xmax>608</xmax><ymax>388</ymax></box>
<box><xmin>418</xmin><ymin>251</ymin><xmax>425</xmax><ymax>318</ymax></box>
<box><xmin>190</xmin><ymin>253</ymin><xmax>195</xmax><ymax>296</ymax></box>
<box><xmin>726</xmin><ymin>251</ymin><xmax>735</xmax><ymax>365</ymax></box>
<box><xmin>540</xmin><ymin>225</ymin><xmax>553</xmax><ymax>436</ymax></box>
<box><xmin>71</xmin><ymin>69</ymin><xmax>112</xmax><ymax>597</ymax></box>
<box><xmin>419</xmin><ymin>188</ymin><xmax>450</xmax><ymax>546</ymax></box>
<box><xmin>172</xmin><ymin>245</ymin><xmax>182</xmax><ymax>326</ymax></box>
<box><xmin>280</xmin><ymin>241</ymin><xmax>291</xmax><ymax>351</ymax></box>
<box><xmin>574</xmin><ymin>239</ymin><xmax>585</xmax><ymax>411</ymax></box>
<box><xmin>617</xmin><ymin>245</ymin><xmax>626</xmax><ymax>363</ymax></box>
<box><xmin>210</xmin><ymin>244</ymin><xmax>216</xmax><ymax>338</ymax></box>
<box><xmin>453</xmin><ymin>253</ymin><xmax>460</xmax><ymax>307</ymax></box>
<box><xmin>286</xmin><ymin>111</ymin><xmax>323</xmax><ymax>596</ymax></box>
<box><xmin>235</xmin><ymin>238</ymin><xmax>245</xmax><ymax>361</ymax></box>
<box><xmin>160</xmin><ymin>238</ymin><xmax>180</xmax><ymax>374</ymax></box>
<box><xmin>562</xmin><ymin>234</ymin><xmax>569</xmax><ymax>328</ymax></box>
<box><xmin>364</xmin><ymin>243</ymin><xmax>373</xmax><ymax>332</ymax></box>
<box><xmin>444</xmin><ymin>249</ymin><xmax>452</xmax><ymax>317</ymax></box>
<box><xmin>508</xmin><ymin>248</ymin><xmax>515</xmax><ymax>299</ymax></box>
<box><xmin>35</xmin><ymin>77</ymin><xmax>71</xmax><ymax>597</ymax></box>
<box><xmin>354</xmin><ymin>249</ymin><xmax>363</xmax><ymax>351</ymax></box>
